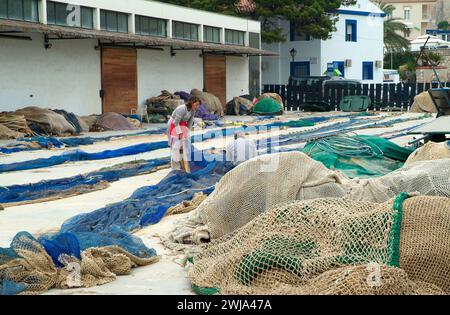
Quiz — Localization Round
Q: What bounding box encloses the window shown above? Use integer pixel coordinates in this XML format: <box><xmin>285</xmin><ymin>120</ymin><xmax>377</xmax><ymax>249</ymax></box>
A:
<box><xmin>47</xmin><ymin>1</ymin><xmax>93</xmax><ymax>29</ymax></box>
<box><xmin>172</xmin><ymin>21</ymin><xmax>198</xmax><ymax>41</ymax></box>
<box><xmin>0</xmin><ymin>0</ymin><xmax>39</xmax><ymax>22</ymax></box>
<box><xmin>135</xmin><ymin>15</ymin><xmax>166</xmax><ymax>37</ymax></box>
<box><xmin>404</xmin><ymin>7</ymin><xmax>411</xmax><ymax>21</ymax></box>
<box><xmin>100</xmin><ymin>10</ymin><xmax>128</xmax><ymax>33</ymax></box>
<box><xmin>345</xmin><ymin>19</ymin><xmax>357</xmax><ymax>42</ymax></box>
<box><xmin>362</xmin><ymin>62</ymin><xmax>374</xmax><ymax>80</ymax></box>
<box><xmin>225</xmin><ymin>29</ymin><xmax>245</xmax><ymax>46</ymax></box>
<box><xmin>422</xmin><ymin>4</ymin><xmax>429</xmax><ymax>19</ymax></box>
<box><xmin>290</xmin><ymin>62</ymin><xmax>310</xmax><ymax>77</ymax></box>
<box><xmin>404</xmin><ymin>28</ymin><xmax>411</xmax><ymax>38</ymax></box>
<box><xmin>203</xmin><ymin>25</ymin><xmax>221</xmax><ymax>43</ymax></box>
<box><xmin>290</xmin><ymin>22</ymin><xmax>311</xmax><ymax>41</ymax></box>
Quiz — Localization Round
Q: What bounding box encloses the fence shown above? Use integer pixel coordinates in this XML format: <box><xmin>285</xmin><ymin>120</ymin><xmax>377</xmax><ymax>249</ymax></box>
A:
<box><xmin>263</xmin><ymin>81</ymin><xmax>450</xmax><ymax>111</ymax></box>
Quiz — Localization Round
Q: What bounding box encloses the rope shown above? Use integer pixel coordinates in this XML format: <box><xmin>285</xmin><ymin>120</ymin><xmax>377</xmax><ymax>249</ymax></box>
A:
<box><xmin>156</xmin><ymin>185</ymin><xmax>216</xmax><ymax>199</ymax></box>
<box><xmin>307</xmin><ymin>134</ymin><xmax>384</xmax><ymax>158</ymax></box>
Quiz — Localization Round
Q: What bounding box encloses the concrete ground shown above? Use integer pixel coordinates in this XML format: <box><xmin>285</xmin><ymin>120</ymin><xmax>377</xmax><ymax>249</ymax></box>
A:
<box><xmin>0</xmin><ymin>111</ymin><xmax>434</xmax><ymax>295</ymax></box>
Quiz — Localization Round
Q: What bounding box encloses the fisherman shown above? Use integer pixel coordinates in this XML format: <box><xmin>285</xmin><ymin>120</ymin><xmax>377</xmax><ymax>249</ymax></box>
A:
<box><xmin>167</xmin><ymin>96</ymin><xmax>202</xmax><ymax>171</ymax></box>
<box><xmin>226</xmin><ymin>132</ymin><xmax>258</xmax><ymax>165</ymax></box>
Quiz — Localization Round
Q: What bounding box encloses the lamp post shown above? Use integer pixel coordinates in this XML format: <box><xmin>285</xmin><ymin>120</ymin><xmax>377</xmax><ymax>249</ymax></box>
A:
<box><xmin>290</xmin><ymin>48</ymin><xmax>297</xmax><ymax>62</ymax></box>
<box><xmin>289</xmin><ymin>48</ymin><xmax>298</xmax><ymax>81</ymax></box>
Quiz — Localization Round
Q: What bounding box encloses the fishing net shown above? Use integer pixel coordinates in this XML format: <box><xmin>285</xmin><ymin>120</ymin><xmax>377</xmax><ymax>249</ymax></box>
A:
<box><xmin>0</xmin><ymin>124</ymin><xmax>22</xmax><ymax>140</ymax></box>
<box><xmin>302</xmin><ymin>135</ymin><xmax>414</xmax><ymax>178</ymax></box>
<box><xmin>53</xmin><ymin>110</ymin><xmax>85</xmax><ymax>135</ymax></box>
<box><xmin>79</xmin><ymin>115</ymin><xmax>99</xmax><ymax>131</ymax></box>
<box><xmin>411</xmin><ymin>91</ymin><xmax>437</xmax><ymax>113</ymax></box>
<box><xmin>0</xmin><ymin>141</ymin><xmax>168</xmax><ymax>173</ymax></box>
<box><xmin>14</xmin><ymin>106</ymin><xmax>76</xmax><ymax>136</ymax></box>
<box><xmin>252</xmin><ymin>98</ymin><xmax>283</xmax><ymax>116</ymax></box>
<box><xmin>94</xmin><ymin>112</ymin><xmax>138</xmax><ymax>131</ymax></box>
<box><xmin>0</xmin><ymin>232</ymin><xmax>158</xmax><ymax>295</ymax></box>
<box><xmin>198</xmin><ymin>152</ymin><xmax>344</xmax><ymax>240</ymax></box>
<box><xmin>163</xmin><ymin>153</ymin><xmax>450</xmax><ymax>249</ymax></box>
<box><xmin>0</xmin><ymin>113</ymin><xmax>32</xmax><ymax>137</ymax></box>
<box><xmin>405</xmin><ymin>141</ymin><xmax>450</xmax><ymax>165</ymax></box>
<box><xmin>188</xmin><ymin>194</ymin><xmax>450</xmax><ymax>295</ymax></box>
<box><xmin>60</xmin><ymin>151</ymin><xmax>233</xmax><ymax>234</ymax></box>
<box><xmin>191</xmin><ymin>89</ymin><xmax>224</xmax><ymax>117</ymax></box>
<box><xmin>166</xmin><ymin>192</ymin><xmax>208</xmax><ymax>216</ymax></box>
<box><xmin>0</xmin><ymin>159</ymin><xmax>170</xmax><ymax>207</ymax></box>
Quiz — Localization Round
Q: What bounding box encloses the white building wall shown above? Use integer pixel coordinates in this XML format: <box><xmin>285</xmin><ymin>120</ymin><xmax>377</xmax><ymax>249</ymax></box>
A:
<box><xmin>137</xmin><ymin>48</ymin><xmax>203</xmax><ymax>106</ymax></box>
<box><xmin>261</xmin><ymin>0</ymin><xmax>384</xmax><ymax>84</ymax></box>
<box><xmin>226</xmin><ymin>56</ymin><xmax>249</xmax><ymax>101</ymax></box>
<box><xmin>0</xmin><ymin>0</ymin><xmax>260</xmax><ymax>115</ymax></box>
<box><xmin>320</xmin><ymin>13</ymin><xmax>384</xmax><ymax>83</ymax></box>
<box><xmin>49</xmin><ymin>0</ymin><xmax>260</xmax><ymax>33</ymax></box>
<box><xmin>0</xmin><ymin>34</ymin><xmax>101</xmax><ymax>115</ymax></box>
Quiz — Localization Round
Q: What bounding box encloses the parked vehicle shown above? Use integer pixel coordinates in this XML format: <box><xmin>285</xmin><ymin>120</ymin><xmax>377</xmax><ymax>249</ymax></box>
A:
<box><xmin>322</xmin><ymin>78</ymin><xmax>362</xmax><ymax>89</ymax></box>
<box><xmin>290</xmin><ymin>76</ymin><xmax>330</xmax><ymax>86</ymax></box>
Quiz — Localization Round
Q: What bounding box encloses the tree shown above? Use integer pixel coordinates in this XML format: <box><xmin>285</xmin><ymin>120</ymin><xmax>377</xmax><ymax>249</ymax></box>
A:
<box><xmin>437</xmin><ymin>21</ymin><xmax>449</xmax><ymax>30</ymax></box>
<box><xmin>161</xmin><ymin>0</ymin><xmax>356</xmax><ymax>43</ymax></box>
<box><xmin>384</xmin><ymin>50</ymin><xmax>443</xmax><ymax>81</ymax></box>
<box><xmin>379</xmin><ymin>2</ymin><xmax>410</xmax><ymax>53</ymax></box>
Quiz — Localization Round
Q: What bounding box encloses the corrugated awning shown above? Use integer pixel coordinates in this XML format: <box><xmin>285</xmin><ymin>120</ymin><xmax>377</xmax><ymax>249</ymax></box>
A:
<box><xmin>0</xmin><ymin>19</ymin><xmax>278</xmax><ymax>56</ymax></box>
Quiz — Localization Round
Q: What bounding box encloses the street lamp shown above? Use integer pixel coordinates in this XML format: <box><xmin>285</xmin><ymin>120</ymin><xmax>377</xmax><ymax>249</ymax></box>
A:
<box><xmin>290</xmin><ymin>48</ymin><xmax>297</xmax><ymax>62</ymax></box>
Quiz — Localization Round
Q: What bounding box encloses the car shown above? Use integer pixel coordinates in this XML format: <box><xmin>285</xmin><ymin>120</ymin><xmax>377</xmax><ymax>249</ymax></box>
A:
<box><xmin>289</xmin><ymin>76</ymin><xmax>331</xmax><ymax>86</ymax></box>
<box><xmin>322</xmin><ymin>78</ymin><xmax>362</xmax><ymax>89</ymax></box>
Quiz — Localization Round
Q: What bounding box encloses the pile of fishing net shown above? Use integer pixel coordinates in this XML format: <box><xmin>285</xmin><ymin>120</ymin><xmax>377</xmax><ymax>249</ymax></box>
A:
<box><xmin>406</xmin><ymin>141</ymin><xmax>450</xmax><ymax>165</ymax></box>
<box><xmin>0</xmin><ymin>231</ymin><xmax>158</xmax><ymax>295</ymax></box>
<box><xmin>226</xmin><ymin>96</ymin><xmax>255</xmax><ymax>116</ymax></box>
<box><xmin>53</xmin><ymin>110</ymin><xmax>89</xmax><ymax>134</ymax></box>
<box><xmin>79</xmin><ymin>115</ymin><xmax>99</xmax><ymax>131</ymax></box>
<box><xmin>146</xmin><ymin>90</ymin><xmax>183</xmax><ymax>113</ymax></box>
<box><xmin>163</xmin><ymin>152</ymin><xmax>450</xmax><ymax>250</ymax></box>
<box><xmin>302</xmin><ymin>135</ymin><xmax>414</xmax><ymax>178</ymax></box>
<box><xmin>14</xmin><ymin>107</ymin><xmax>77</xmax><ymax>136</ymax></box>
<box><xmin>0</xmin><ymin>113</ymin><xmax>32</xmax><ymax>139</ymax></box>
<box><xmin>191</xmin><ymin>89</ymin><xmax>224</xmax><ymax>117</ymax></box>
<box><xmin>0</xmin><ymin>124</ymin><xmax>23</xmax><ymax>140</ymax></box>
<box><xmin>252</xmin><ymin>93</ymin><xmax>284</xmax><ymax>116</ymax></box>
<box><xmin>94</xmin><ymin>112</ymin><xmax>138</xmax><ymax>131</ymax></box>
<box><xmin>188</xmin><ymin>194</ymin><xmax>450</xmax><ymax>295</ymax></box>
<box><xmin>411</xmin><ymin>91</ymin><xmax>437</xmax><ymax>113</ymax></box>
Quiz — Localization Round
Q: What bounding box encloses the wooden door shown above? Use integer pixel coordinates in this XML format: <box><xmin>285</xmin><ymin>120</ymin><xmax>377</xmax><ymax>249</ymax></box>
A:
<box><xmin>203</xmin><ymin>55</ymin><xmax>226</xmax><ymax>107</ymax></box>
<box><xmin>101</xmin><ymin>48</ymin><xmax>137</xmax><ymax>114</ymax></box>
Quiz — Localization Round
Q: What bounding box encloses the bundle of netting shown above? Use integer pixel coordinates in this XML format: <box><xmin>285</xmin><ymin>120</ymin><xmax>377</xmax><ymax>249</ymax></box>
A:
<box><xmin>0</xmin><ymin>232</ymin><xmax>158</xmax><ymax>295</ymax></box>
<box><xmin>163</xmin><ymin>153</ymin><xmax>450</xmax><ymax>252</ymax></box>
<box><xmin>188</xmin><ymin>194</ymin><xmax>450</xmax><ymax>295</ymax></box>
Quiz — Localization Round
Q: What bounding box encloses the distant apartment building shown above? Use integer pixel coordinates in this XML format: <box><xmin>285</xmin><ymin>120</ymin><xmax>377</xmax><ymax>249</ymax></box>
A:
<box><xmin>435</xmin><ymin>0</ymin><xmax>450</xmax><ymax>28</ymax></box>
<box><xmin>380</xmin><ymin>0</ymin><xmax>438</xmax><ymax>40</ymax></box>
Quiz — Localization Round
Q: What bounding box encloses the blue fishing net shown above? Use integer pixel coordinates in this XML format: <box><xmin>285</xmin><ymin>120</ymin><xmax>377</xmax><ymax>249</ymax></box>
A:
<box><xmin>39</xmin><ymin>232</ymin><xmax>81</xmax><ymax>267</ymax></box>
<box><xmin>0</xmin><ymin>229</ymin><xmax>158</xmax><ymax>295</ymax></box>
<box><xmin>61</xmin><ymin>150</ymin><xmax>233</xmax><ymax>234</ymax></box>
<box><xmin>259</xmin><ymin>114</ymin><xmax>419</xmax><ymax>151</ymax></box>
<box><xmin>0</xmin><ymin>232</ymin><xmax>47</xmax><ymax>295</ymax></box>
<box><xmin>0</xmin><ymin>127</ymin><xmax>167</xmax><ymax>154</ymax></box>
<box><xmin>0</xmin><ymin>158</ymin><xmax>170</xmax><ymax>204</ymax></box>
<box><xmin>0</xmin><ymin>141</ymin><xmax>168</xmax><ymax>173</ymax></box>
<box><xmin>38</xmin><ymin>226</ymin><xmax>157</xmax><ymax>264</ymax></box>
